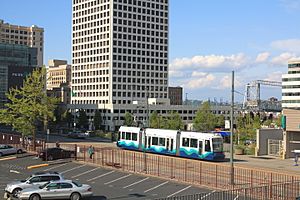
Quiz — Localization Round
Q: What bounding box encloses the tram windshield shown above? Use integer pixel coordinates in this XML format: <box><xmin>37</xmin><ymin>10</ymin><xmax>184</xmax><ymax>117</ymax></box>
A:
<box><xmin>212</xmin><ymin>138</ymin><xmax>223</xmax><ymax>152</ymax></box>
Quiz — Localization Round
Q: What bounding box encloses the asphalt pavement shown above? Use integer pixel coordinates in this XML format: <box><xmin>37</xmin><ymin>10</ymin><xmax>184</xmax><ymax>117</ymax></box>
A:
<box><xmin>0</xmin><ymin>153</ymin><xmax>220</xmax><ymax>200</ymax></box>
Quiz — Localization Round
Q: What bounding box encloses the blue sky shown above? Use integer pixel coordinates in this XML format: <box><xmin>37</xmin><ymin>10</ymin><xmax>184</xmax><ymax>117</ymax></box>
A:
<box><xmin>1</xmin><ymin>0</ymin><xmax>300</xmax><ymax>102</ymax></box>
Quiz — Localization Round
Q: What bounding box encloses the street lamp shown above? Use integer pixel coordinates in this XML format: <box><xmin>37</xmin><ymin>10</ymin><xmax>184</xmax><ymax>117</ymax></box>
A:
<box><xmin>230</xmin><ymin>71</ymin><xmax>235</xmax><ymax>185</ymax></box>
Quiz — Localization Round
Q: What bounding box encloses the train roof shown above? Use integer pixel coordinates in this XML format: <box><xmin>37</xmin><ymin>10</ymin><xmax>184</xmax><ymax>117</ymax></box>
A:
<box><xmin>181</xmin><ymin>131</ymin><xmax>222</xmax><ymax>139</ymax></box>
<box><xmin>119</xmin><ymin>126</ymin><xmax>143</xmax><ymax>132</ymax></box>
<box><xmin>145</xmin><ymin>128</ymin><xmax>178</xmax><ymax>137</ymax></box>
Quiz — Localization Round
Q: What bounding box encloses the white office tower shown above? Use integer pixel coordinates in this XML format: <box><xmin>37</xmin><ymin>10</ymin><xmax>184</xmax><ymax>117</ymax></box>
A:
<box><xmin>71</xmin><ymin>0</ymin><xmax>169</xmax><ymax>107</ymax></box>
<box><xmin>282</xmin><ymin>60</ymin><xmax>300</xmax><ymax>109</ymax></box>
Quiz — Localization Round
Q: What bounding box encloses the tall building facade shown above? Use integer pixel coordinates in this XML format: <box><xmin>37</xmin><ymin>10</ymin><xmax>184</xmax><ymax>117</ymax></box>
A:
<box><xmin>0</xmin><ymin>19</ymin><xmax>44</xmax><ymax>67</ymax></box>
<box><xmin>47</xmin><ymin>59</ymin><xmax>71</xmax><ymax>90</ymax></box>
<box><xmin>71</xmin><ymin>0</ymin><xmax>169</xmax><ymax>106</ymax></box>
<box><xmin>0</xmin><ymin>43</ymin><xmax>37</xmax><ymax>108</ymax></box>
<box><xmin>168</xmin><ymin>86</ymin><xmax>182</xmax><ymax>105</ymax></box>
<box><xmin>282</xmin><ymin>60</ymin><xmax>300</xmax><ymax>109</ymax></box>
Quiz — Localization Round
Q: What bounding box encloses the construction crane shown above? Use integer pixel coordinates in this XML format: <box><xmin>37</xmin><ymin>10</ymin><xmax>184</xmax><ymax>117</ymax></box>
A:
<box><xmin>243</xmin><ymin>80</ymin><xmax>282</xmax><ymax>112</ymax></box>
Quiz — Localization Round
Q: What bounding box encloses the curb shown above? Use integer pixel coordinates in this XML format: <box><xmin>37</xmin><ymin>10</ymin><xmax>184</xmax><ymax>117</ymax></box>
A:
<box><xmin>27</xmin><ymin>163</ymin><xmax>49</xmax><ymax>169</ymax></box>
<box><xmin>0</xmin><ymin>156</ymin><xmax>17</xmax><ymax>161</ymax></box>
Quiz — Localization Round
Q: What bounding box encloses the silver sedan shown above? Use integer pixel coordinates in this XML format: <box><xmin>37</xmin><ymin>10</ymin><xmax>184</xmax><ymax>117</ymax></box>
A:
<box><xmin>17</xmin><ymin>180</ymin><xmax>93</xmax><ymax>200</ymax></box>
<box><xmin>0</xmin><ymin>144</ymin><xmax>23</xmax><ymax>157</ymax></box>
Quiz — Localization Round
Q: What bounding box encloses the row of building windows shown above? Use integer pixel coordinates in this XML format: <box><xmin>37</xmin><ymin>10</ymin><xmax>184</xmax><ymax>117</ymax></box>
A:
<box><xmin>72</xmin><ymin>77</ymin><xmax>109</xmax><ymax>84</ymax></box>
<box><xmin>73</xmin><ymin>33</ymin><xmax>109</xmax><ymax>44</ymax></box>
<box><xmin>282</xmin><ymin>85</ymin><xmax>300</xmax><ymax>89</ymax></box>
<box><xmin>282</xmin><ymin>100</ymin><xmax>300</xmax><ymax>103</ymax></box>
<box><xmin>113</xmin><ymin>0</ymin><xmax>168</xmax><ymax>6</ymax></box>
<box><xmin>288</xmin><ymin>64</ymin><xmax>300</xmax><ymax>68</ymax></box>
<box><xmin>112</xmin><ymin>91</ymin><xmax>166</xmax><ymax>98</ymax></box>
<box><xmin>282</xmin><ymin>92</ymin><xmax>300</xmax><ymax>96</ymax></box>
<box><xmin>73</xmin><ymin>48</ymin><xmax>109</xmax><ymax>57</ymax></box>
<box><xmin>72</xmin><ymin>62</ymin><xmax>109</xmax><ymax>70</ymax></box>
<box><xmin>112</xmin><ymin>77</ymin><xmax>167</xmax><ymax>85</ymax></box>
<box><xmin>73</xmin><ymin>20</ymin><xmax>109</xmax><ymax>31</ymax></box>
<box><xmin>113</xmin><ymin>62</ymin><xmax>168</xmax><ymax>71</ymax></box>
<box><xmin>113</xmin><ymin>9</ymin><xmax>167</xmax><ymax>18</ymax></box>
<box><xmin>288</xmin><ymin>71</ymin><xmax>300</xmax><ymax>74</ymax></box>
<box><xmin>4</xmin><ymin>29</ymin><xmax>42</xmax><ymax>36</ymax></box>
<box><xmin>282</xmin><ymin>78</ymin><xmax>300</xmax><ymax>82</ymax></box>
<box><xmin>113</xmin><ymin>84</ymin><xmax>165</xmax><ymax>90</ymax></box>
<box><xmin>72</xmin><ymin>40</ymin><xmax>109</xmax><ymax>51</ymax></box>
<box><xmin>72</xmin><ymin>84</ymin><xmax>108</xmax><ymax>91</ymax></box>
<box><xmin>113</xmin><ymin>41</ymin><xmax>167</xmax><ymax>52</ymax></box>
<box><xmin>73</xmin><ymin>55</ymin><xmax>109</xmax><ymax>64</ymax></box>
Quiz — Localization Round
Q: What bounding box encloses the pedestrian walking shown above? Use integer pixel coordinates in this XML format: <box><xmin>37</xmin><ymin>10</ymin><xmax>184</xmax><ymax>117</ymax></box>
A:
<box><xmin>88</xmin><ymin>145</ymin><xmax>94</xmax><ymax>159</ymax></box>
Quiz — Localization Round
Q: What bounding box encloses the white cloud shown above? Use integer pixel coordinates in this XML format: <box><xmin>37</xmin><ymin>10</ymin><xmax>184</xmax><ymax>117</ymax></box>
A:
<box><xmin>264</xmin><ymin>71</ymin><xmax>283</xmax><ymax>82</ymax></box>
<box><xmin>271</xmin><ymin>39</ymin><xmax>300</xmax><ymax>53</ymax></box>
<box><xmin>191</xmin><ymin>71</ymin><xmax>207</xmax><ymax>77</ymax></box>
<box><xmin>270</xmin><ymin>52</ymin><xmax>300</xmax><ymax>66</ymax></box>
<box><xmin>280</xmin><ymin>0</ymin><xmax>300</xmax><ymax>11</ymax></box>
<box><xmin>184</xmin><ymin>74</ymin><xmax>215</xmax><ymax>89</ymax></box>
<box><xmin>169</xmin><ymin>53</ymin><xmax>249</xmax><ymax>71</ymax></box>
<box><xmin>214</xmin><ymin>75</ymin><xmax>243</xmax><ymax>89</ymax></box>
<box><xmin>255</xmin><ymin>52</ymin><xmax>270</xmax><ymax>63</ymax></box>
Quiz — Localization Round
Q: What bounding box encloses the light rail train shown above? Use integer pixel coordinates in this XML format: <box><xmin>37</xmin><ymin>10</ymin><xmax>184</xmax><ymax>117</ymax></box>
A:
<box><xmin>117</xmin><ymin>126</ymin><xmax>225</xmax><ymax>161</ymax></box>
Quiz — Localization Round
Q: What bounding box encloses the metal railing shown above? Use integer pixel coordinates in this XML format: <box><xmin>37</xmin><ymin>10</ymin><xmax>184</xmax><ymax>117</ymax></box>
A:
<box><xmin>156</xmin><ymin>181</ymin><xmax>300</xmax><ymax>200</ymax></box>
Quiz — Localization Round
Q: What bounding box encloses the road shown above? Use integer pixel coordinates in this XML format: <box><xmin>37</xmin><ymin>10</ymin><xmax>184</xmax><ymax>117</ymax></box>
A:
<box><xmin>0</xmin><ymin>153</ymin><xmax>217</xmax><ymax>200</ymax></box>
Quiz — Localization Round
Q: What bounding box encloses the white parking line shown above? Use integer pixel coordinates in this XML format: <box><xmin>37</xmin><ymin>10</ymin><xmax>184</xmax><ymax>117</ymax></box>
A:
<box><xmin>43</xmin><ymin>163</ymin><xmax>69</xmax><ymax>171</ymax></box>
<box><xmin>104</xmin><ymin>174</ymin><xmax>132</xmax><ymax>185</ymax></box>
<box><xmin>167</xmin><ymin>185</ymin><xmax>192</xmax><ymax>197</ymax></box>
<box><xmin>71</xmin><ymin>168</ymin><xmax>98</xmax><ymax>178</ymax></box>
<box><xmin>61</xmin><ymin>164</ymin><xmax>86</xmax><ymax>174</ymax></box>
<box><xmin>234</xmin><ymin>195</ymin><xmax>239</xmax><ymax>200</ymax></box>
<box><xmin>144</xmin><ymin>181</ymin><xmax>169</xmax><ymax>193</ymax></box>
<box><xmin>123</xmin><ymin>177</ymin><xmax>149</xmax><ymax>189</ymax></box>
<box><xmin>9</xmin><ymin>170</ymin><xmax>20</xmax><ymax>174</ymax></box>
<box><xmin>200</xmin><ymin>190</ymin><xmax>216</xmax><ymax>199</ymax></box>
<box><xmin>87</xmin><ymin>171</ymin><xmax>115</xmax><ymax>182</ymax></box>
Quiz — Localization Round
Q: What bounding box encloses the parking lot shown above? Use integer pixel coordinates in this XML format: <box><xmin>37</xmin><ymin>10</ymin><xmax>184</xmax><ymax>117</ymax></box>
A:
<box><xmin>0</xmin><ymin>153</ymin><xmax>215</xmax><ymax>200</ymax></box>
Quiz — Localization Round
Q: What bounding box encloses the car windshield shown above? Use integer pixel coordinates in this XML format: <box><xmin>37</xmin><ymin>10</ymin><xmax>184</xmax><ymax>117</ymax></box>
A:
<box><xmin>25</xmin><ymin>175</ymin><xmax>33</xmax><ymax>181</ymax></box>
<box><xmin>72</xmin><ymin>181</ymin><xmax>82</xmax><ymax>187</ymax></box>
<box><xmin>39</xmin><ymin>182</ymin><xmax>50</xmax><ymax>189</ymax></box>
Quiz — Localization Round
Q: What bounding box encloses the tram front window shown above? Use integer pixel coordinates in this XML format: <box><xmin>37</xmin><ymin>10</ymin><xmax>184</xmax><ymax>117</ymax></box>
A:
<box><xmin>212</xmin><ymin>138</ymin><xmax>223</xmax><ymax>152</ymax></box>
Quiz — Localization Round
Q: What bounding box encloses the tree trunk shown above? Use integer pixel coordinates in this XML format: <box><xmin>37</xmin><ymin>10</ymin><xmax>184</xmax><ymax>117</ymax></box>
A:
<box><xmin>32</xmin><ymin>128</ymin><xmax>36</xmax><ymax>151</ymax></box>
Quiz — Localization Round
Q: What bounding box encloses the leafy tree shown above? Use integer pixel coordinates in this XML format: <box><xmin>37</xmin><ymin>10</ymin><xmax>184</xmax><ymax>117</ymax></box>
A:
<box><xmin>93</xmin><ymin>109</ymin><xmax>102</xmax><ymax>130</ymax></box>
<box><xmin>62</xmin><ymin>110</ymin><xmax>73</xmax><ymax>128</ymax></box>
<box><xmin>193</xmin><ymin>101</ymin><xmax>216</xmax><ymax>131</ymax></box>
<box><xmin>167</xmin><ymin>111</ymin><xmax>184</xmax><ymax>130</ymax></box>
<box><xmin>0</xmin><ymin>67</ymin><xmax>58</xmax><ymax>149</ymax></box>
<box><xmin>77</xmin><ymin>109</ymin><xmax>88</xmax><ymax>129</ymax></box>
<box><xmin>150</xmin><ymin>111</ymin><xmax>160</xmax><ymax>128</ymax></box>
<box><xmin>124</xmin><ymin>112</ymin><xmax>133</xmax><ymax>126</ymax></box>
<box><xmin>216</xmin><ymin>115</ymin><xmax>225</xmax><ymax>127</ymax></box>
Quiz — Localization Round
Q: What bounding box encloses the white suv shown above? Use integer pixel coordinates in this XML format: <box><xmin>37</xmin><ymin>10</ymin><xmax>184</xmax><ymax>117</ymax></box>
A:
<box><xmin>4</xmin><ymin>171</ymin><xmax>64</xmax><ymax>198</ymax></box>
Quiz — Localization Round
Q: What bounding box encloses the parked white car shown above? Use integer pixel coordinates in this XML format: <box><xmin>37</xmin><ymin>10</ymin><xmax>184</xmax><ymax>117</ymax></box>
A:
<box><xmin>17</xmin><ymin>180</ymin><xmax>93</xmax><ymax>200</ymax></box>
<box><xmin>0</xmin><ymin>144</ymin><xmax>23</xmax><ymax>157</ymax></box>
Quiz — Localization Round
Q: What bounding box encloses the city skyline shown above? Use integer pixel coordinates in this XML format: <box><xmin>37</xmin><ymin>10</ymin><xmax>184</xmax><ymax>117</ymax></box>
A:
<box><xmin>1</xmin><ymin>0</ymin><xmax>300</xmax><ymax>101</ymax></box>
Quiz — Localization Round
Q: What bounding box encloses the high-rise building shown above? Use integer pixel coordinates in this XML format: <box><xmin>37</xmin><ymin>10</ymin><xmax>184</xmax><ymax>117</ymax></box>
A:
<box><xmin>0</xmin><ymin>43</ymin><xmax>37</xmax><ymax>108</ymax></box>
<box><xmin>46</xmin><ymin>59</ymin><xmax>71</xmax><ymax>90</ymax></box>
<box><xmin>0</xmin><ymin>19</ymin><xmax>44</xmax><ymax>67</ymax></box>
<box><xmin>282</xmin><ymin>60</ymin><xmax>300</xmax><ymax>109</ymax></box>
<box><xmin>71</xmin><ymin>0</ymin><xmax>169</xmax><ymax>106</ymax></box>
<box><xmin>169</xmin><ymin>86</ymin><xmax>182</xmax><ymax>105</ymax></box>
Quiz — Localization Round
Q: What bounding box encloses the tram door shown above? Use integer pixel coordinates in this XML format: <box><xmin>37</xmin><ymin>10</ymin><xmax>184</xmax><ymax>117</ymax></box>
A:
<box><xmin>199</xmin><ymin>141</ymin><xmax>203</xmax><ymax>155</ymax></box>
<box><xmin>166</xmin><ymin>138</ymin><xmax>174</xmax><ymax>152</ymax></box>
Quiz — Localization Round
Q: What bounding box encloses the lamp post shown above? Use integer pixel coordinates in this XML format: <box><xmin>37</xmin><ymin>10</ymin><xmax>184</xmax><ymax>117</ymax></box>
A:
<box><xmin>230</xmin><ymin>71</ymin><xmax>235</xmax><ymax>185</ymax></box>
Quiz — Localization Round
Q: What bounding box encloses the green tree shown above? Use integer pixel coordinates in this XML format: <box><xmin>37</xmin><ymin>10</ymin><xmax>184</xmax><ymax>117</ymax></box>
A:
<box><xmin>77</xmin><ymin>109</ymin><xmax>88</xmax><ymax>129</ymax></box>
<box><xmin>216</xmin><ymin>115</ymin><xmax>225</xmax><ymax>127</ymax></box>
<box><xmin>0</xmin><ymin>67</ymin><xmax>58</xmax><ymax>149</ymax></box>
<box><xmin>124</xmin><ymin>112</ymin><xmax>133</xmax><ymax>126</ymax></box>
<box><xmin>62</xmin><ymin>110</ymin><xmax>73</xmax><ymax>128</ymax></box>
<box><xmin>150</xmin><ymin>111</ymin><xmax>159</xmax><ymax>128</ymax></box>
<box><xmin>167</xmin><ymin>111</ymin><xmax>184</xmax><ymax>130</ymax></box>
<box><xmin>93</xmin><ymin>110</ymin><xmax>102</xmax><ymax>130</ymax></box>
<box><xmin>193</xmin><ymin>101</ymin><xmax>216</xmax><ymax>131</ymax></box>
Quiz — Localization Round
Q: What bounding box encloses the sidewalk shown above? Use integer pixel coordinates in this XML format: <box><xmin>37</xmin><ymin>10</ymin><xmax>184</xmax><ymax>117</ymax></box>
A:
<box><xmin>225</xmin><ymin>152</ymin><xmax>300</xmax><ymax>175</ymax></box>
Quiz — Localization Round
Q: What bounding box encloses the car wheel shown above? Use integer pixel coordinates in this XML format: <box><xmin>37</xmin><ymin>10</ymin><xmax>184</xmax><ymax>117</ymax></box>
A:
<box><xmin>29</xmin><ymin>193</ymin><xmax>41</xmax><ymax>200</ymax></box>
<box><xmin>17</xmin><ymin>149</ymin><xmax>22</xmax><ymax>154</ymax></box>
<box><xmin>70</xmin><ymin>192</ymin><xmax>81</xmax><ymax>200</ymax></box>
<box><xmin>12</xmin><ymin>188</ymin><xmax>22</xmax><ymax>197</ymax></box>
<box><xmin>0</xmin><ymin>152</ymin><xmax>3</xmax><ymax>157</ymax></box>
<box><xmin>48</xmin><ymin>155</ymin><xmax>53</xmax><ymax>161</ymax></box>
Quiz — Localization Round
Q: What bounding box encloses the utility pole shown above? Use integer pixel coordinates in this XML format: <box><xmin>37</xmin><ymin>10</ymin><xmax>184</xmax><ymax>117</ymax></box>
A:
<box><xmin>146</xmin><ymin>87</ymin><xmax>149</xmax><ymax>128</ymax></box>
<box><xmin>230</xmin><ymin>71</ymin><xmax>235</xmax><ymax>185</ymax></box>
